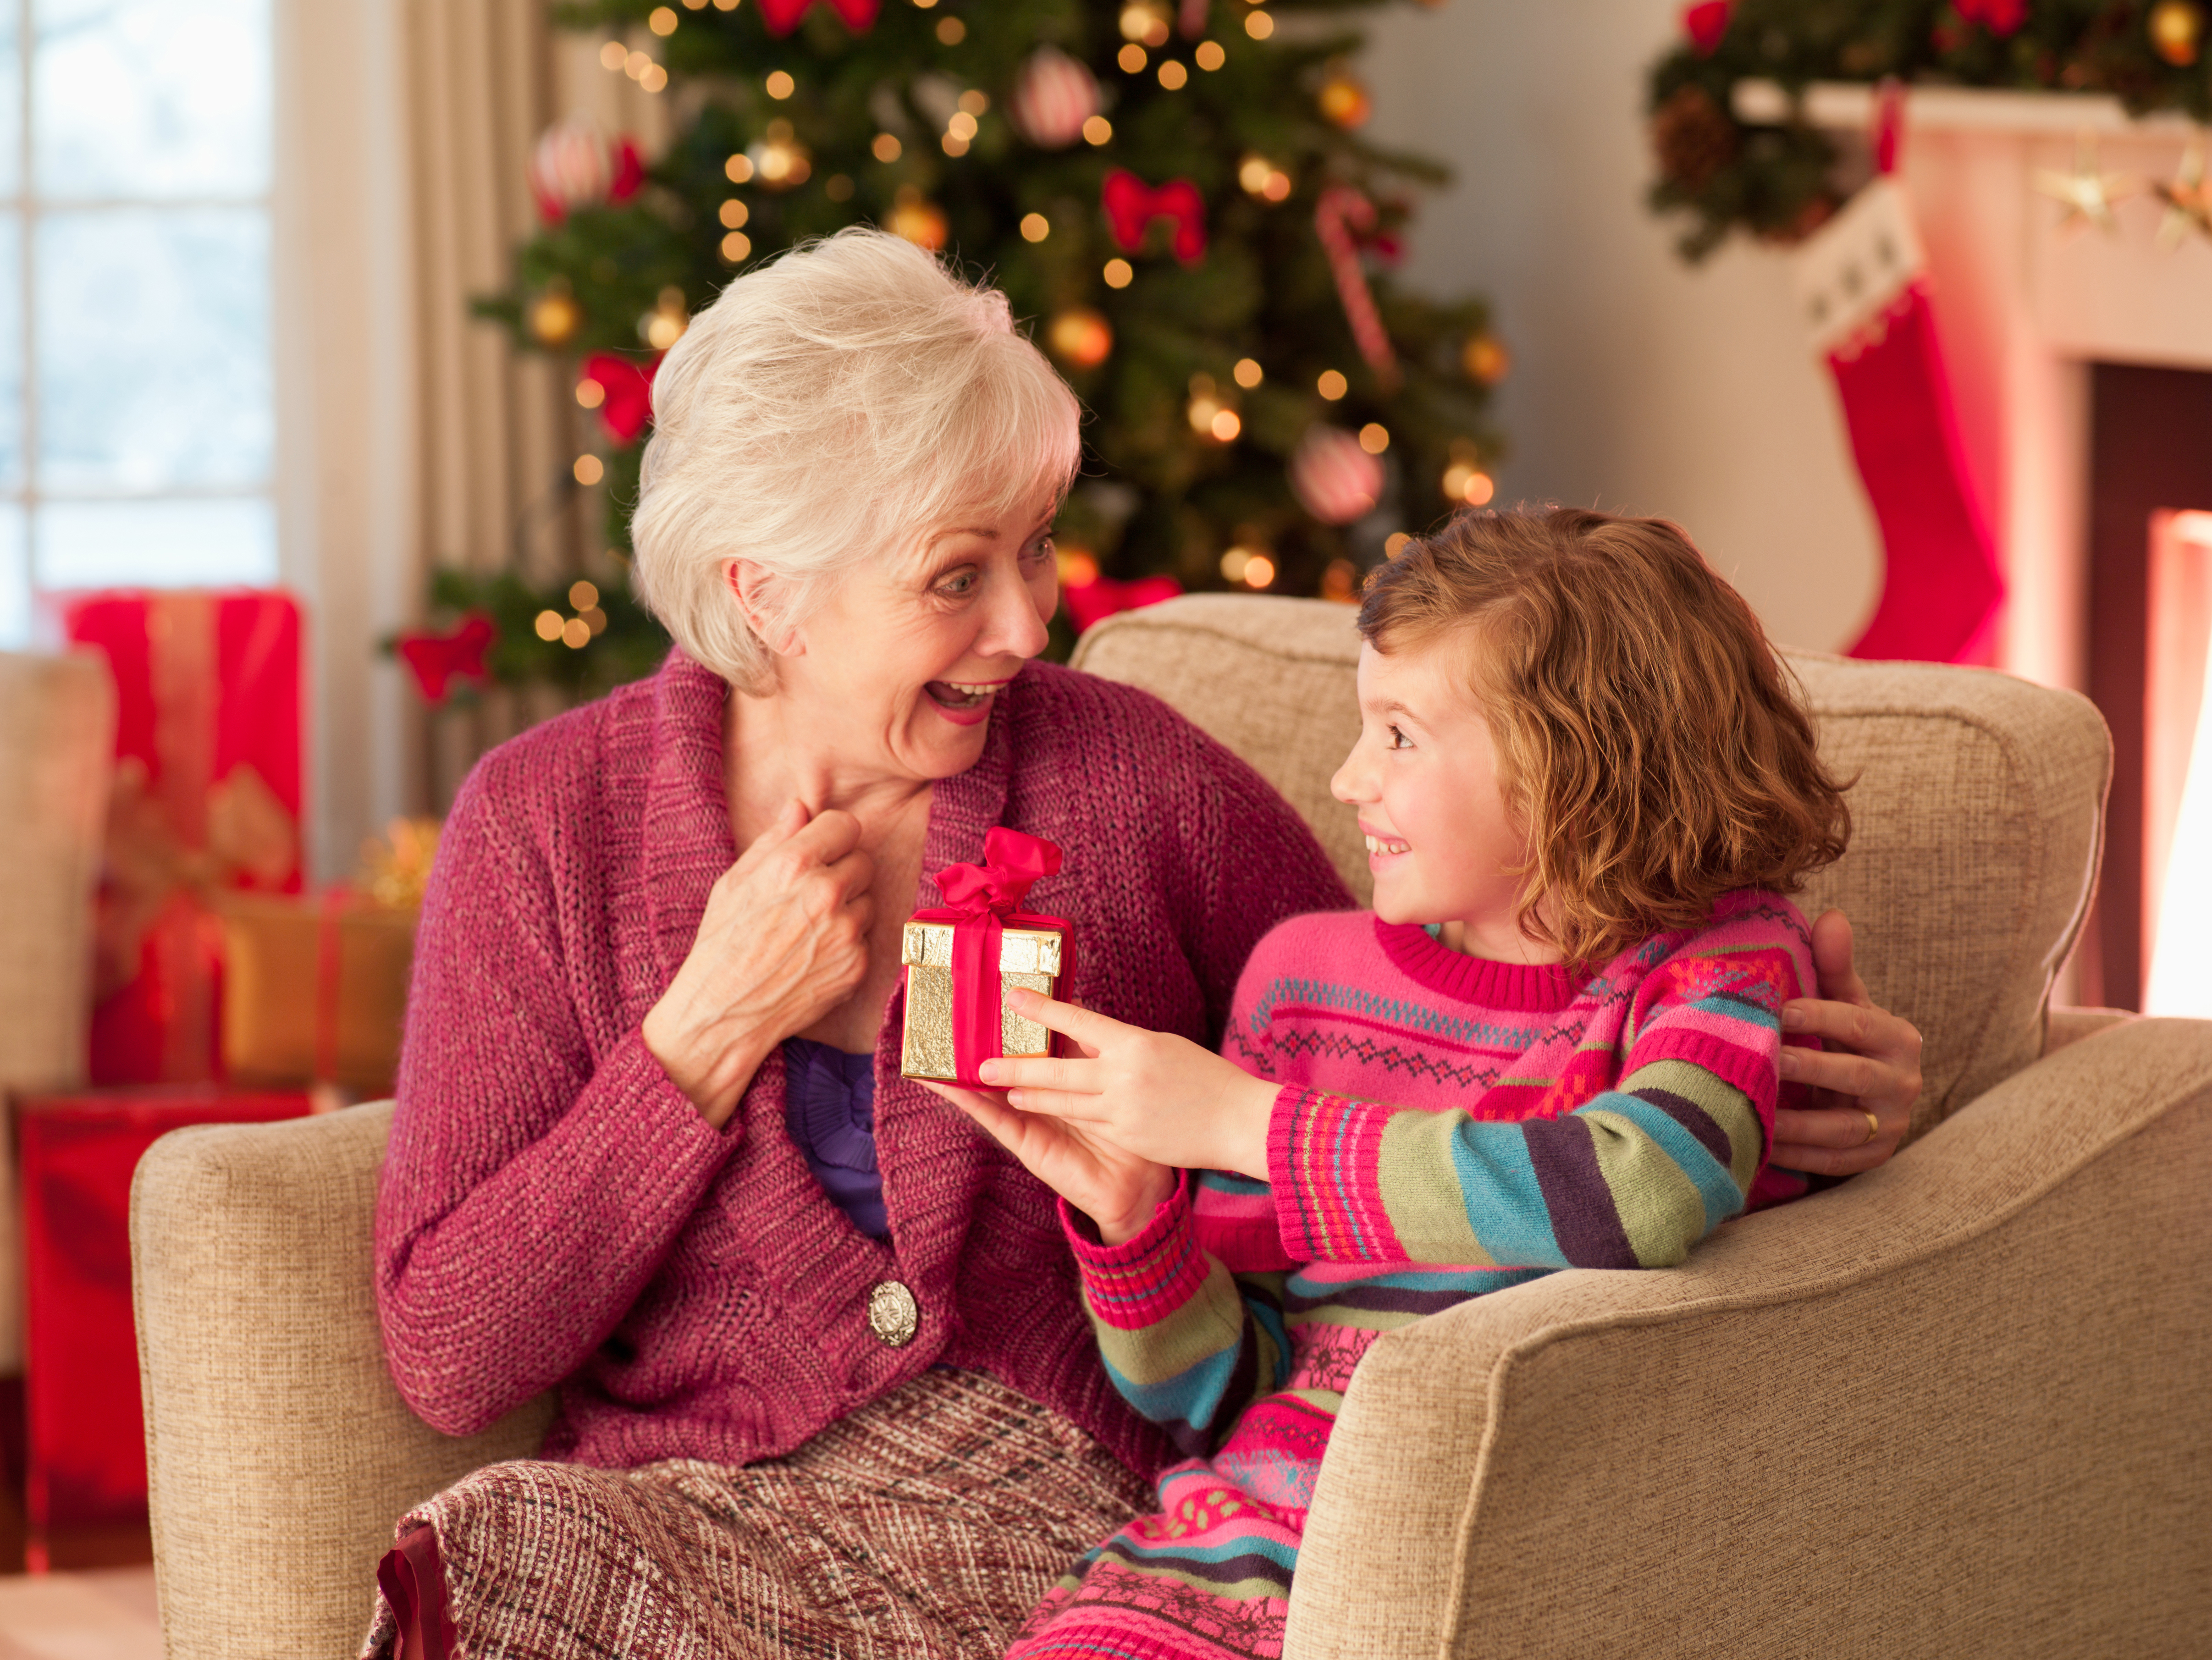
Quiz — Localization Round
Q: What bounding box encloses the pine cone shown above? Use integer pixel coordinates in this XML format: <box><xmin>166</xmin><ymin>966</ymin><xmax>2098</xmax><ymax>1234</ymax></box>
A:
<box><xmin>1653</xmin><ymin>85</ymin><xmax>1738</xmax><ymax>192</ymax></box>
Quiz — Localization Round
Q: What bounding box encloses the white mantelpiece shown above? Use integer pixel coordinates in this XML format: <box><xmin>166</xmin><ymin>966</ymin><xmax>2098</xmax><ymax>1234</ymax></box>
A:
<box><xmin>1736</xmin><ymin>81</ymin><xmax>2212</xmax><ymax>694</ymax></box>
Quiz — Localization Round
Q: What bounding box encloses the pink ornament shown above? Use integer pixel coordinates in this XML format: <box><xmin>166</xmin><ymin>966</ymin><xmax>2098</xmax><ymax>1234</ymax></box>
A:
<box><xmin>1010</xmin><ymin>47</ymin><xmax>1101</xmax><ymax>149</ymax></box>
<box><xmin>528</xmin><ymin>117</ymin><xmax>644</xmax><ymax>224</ymax></box>
<box><xmin>1289</xmin><ymin>427</ymin><xmax>1384</xmax><ymax>526</ymax></box>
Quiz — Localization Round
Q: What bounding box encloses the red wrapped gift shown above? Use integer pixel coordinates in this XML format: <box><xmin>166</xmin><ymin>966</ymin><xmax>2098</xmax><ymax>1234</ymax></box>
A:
<box><xmin>899</xmin><ymin>829</ymin><xmax>1073</xmax><ymax>1088</ymax></box>
<box><xmin>63</xmin><ymin>590</ymin><xmax>304</xmax><ymax>1086</ymax></box>
<box><xmin>15</xmin><ymin>1086</ymin><xmax>312</xmax><ymax>1545</ymax></box>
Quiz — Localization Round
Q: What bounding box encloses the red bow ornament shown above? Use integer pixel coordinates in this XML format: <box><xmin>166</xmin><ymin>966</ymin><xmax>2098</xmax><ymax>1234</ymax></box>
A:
<box><xmin>1063</xmin><ymin>572</ymin><xmax>1182</xmax><ymax>634</ymax></box>
<box><xmin>396</xmin><ymin>613</ymin><xmax>495</xmax><ymax>703</ymax></box>
<box><xmin>581</xmin><ymin>352</ymin><xmax>661</xmax><ymax>445</ymax></box>
<box><xmin>756</xmin><ymin>0</ymin><xmax>879</xmax><ymax>35</ymax></box>
<box><xmin>1102</xmin><ymin>170</ymin><xmax>1208</xmax><ymax>264</ymax></box>
<box><xmin>1954</xmin><ymin>0</ymin><xmax>2026</xmax><ymax>36</ymax></box>
<box><xmin>900</xmin><ymin>828</ymin><xmax>1074</xmax><ymax>1087</ymax></box>
<box><xmin>1681</xmin><ymin>0</ymin><xmax>1731</xmax><ymax>54</ymax></box>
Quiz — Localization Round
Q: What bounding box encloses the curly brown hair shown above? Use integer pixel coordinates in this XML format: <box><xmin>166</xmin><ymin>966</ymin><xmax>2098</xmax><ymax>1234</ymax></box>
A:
<box><xmin>1357</xmin><ymin>506</ymin><xmax>1850</xmax><ymax>968</ymax></box>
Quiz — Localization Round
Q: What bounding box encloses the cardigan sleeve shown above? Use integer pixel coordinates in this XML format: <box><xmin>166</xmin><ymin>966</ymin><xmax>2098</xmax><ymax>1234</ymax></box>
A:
<box><xmin>374</xmin><ymin>755</ymin><xmax>743</xmax><ymax>1437</ymax></box>
<box><xmin>1264</xmin><ymin>912</ymin><xmax>1811</xmax><ymax>1271</ymax></box>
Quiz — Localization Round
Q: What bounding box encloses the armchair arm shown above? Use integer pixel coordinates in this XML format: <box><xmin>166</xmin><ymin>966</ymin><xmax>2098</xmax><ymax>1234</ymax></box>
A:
<box><xmin>1286</xmin><ymin>1018</ymin><xmax>2212</xmax><ymax>1660</ymax></box>
<box><xmin>132</xmin><ymin>1102</ymin><xmax>555</xmax><ymax>1660</ymax></box>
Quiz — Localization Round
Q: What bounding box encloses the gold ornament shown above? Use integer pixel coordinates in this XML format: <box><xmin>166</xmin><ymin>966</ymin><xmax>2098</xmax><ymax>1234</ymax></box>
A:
<box><xmin>2151</xmin><ymin>0</ymin><xmax>2205</xmax><ymax>66</ymax></box>
<box><xmin>1461</xmin><ymin>333</ymin><xmax>1511</xmax><ymax>385</ymax></box>
<box><xmin>1046</xmin><ymin>307</ymin><xmax>1114</xmax><ymax>370</ymax></box>
<box><xmin>638</xmin><ymin>286</ymin><xmax>688</xmax><ymax>351</ymax></box>
<box><xmin>1318</xmin><ymin>72</ymin><xmax>1373</xmax><ymax>131</ymax></box>
<box><xmin>890</xmin><ymin>185</ymin><xmax>949</xmax><ymax>250</ymax></box>
<box><xmin>749</xmin><ymin>119</ymin><xmax>812</xmax><ymax>190</ymax></box>
<box><xmin>2033</xmin><ymin>132</ymin><xmax>2146</xmax><ymax>235</ymax></box>
<box><xmin>527</xmin><ymin>284</ymin><xmax>583</xmax><ymax>347</ymax></box>
<box><xmin>2157</xmin><ymin>132</ymin><xmax>2212</xmax><ymax>248</ymax></box>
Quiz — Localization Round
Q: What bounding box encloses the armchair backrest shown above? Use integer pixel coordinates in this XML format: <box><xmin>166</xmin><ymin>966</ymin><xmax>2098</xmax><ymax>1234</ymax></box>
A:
<box><xmin>1071</xmin><ymin>595</ymin><xmax>2111</xmax><ymax>1134</ymax></box>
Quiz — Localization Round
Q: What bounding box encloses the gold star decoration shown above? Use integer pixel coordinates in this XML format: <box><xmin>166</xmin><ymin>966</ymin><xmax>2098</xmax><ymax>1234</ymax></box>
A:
<box><xmin>2156</xmin><ymin>132</ymin><xmax>2212</xmax><ymax>250</ymax></box>
<box><xmin>2032</xmin><ymin>132</ymin><xmax>2146</xmax><ymax>235</ymax></box>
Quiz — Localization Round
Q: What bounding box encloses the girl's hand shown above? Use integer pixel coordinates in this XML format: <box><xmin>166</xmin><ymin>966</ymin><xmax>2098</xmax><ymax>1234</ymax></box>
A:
<box><xmin>1775</xmin><ymin>910</ymin><xmax>1924</xmax><ymax>1175</ymax></box>
<box><xmin>643</xmin><ymin>800</ymin><xmax>875</xmax><ymax>1130</ymax></box>
<box><xmin>976</xmin><ymin>990</ymin><xmax>1280</xmax><ymax>1182</ymax></box>
<box><xmin>923</xmin><ymin>1079</ymin><xmax>1174</xmax><ymax>1246</ymax></box>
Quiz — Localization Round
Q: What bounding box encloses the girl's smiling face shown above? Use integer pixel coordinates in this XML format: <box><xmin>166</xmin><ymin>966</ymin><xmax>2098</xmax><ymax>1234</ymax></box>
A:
<box><xmin>752</xmin><ymin>490</ymin><xmax>1061</xmax><ymax>781</ymax></box>
<box><xmin>1329</xmin><ymin>637</ymin><xmax>1555</xmax><ymax>963</ymax></box>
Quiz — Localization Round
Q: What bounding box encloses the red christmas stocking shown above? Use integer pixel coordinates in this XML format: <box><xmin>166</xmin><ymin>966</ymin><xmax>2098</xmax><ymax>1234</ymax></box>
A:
<box><xmin>1792</xmin><ymin>171</ymin><xmax>2004</xmax><ymax>662</ymax></box>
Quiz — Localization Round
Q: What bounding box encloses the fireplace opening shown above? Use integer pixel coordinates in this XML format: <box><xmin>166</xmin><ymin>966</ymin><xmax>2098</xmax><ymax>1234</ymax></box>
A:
<box><xmin>2083</xmin><ymin>363</ymin><xmax>2212</xmax><ymax>1013</ymax></box>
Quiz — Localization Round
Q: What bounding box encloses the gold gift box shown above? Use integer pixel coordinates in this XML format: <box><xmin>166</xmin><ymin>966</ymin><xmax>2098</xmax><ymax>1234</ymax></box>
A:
<box><xmin>217</xmin><ymin>895</ymin><xmax>418</xmax><ymax>1095</ymax></box>
<box><xmin>899</xmin><ymin>919</ymin><xmax>1065</xmax><ymax>1081</ymax></box>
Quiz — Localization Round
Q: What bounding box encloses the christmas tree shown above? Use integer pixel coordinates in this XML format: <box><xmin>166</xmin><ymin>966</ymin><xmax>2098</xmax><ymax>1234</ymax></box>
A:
<box><xmin>452</xmin><ymin>0</ymin><xmax>1506</xmax><ymax>684</ymax></box>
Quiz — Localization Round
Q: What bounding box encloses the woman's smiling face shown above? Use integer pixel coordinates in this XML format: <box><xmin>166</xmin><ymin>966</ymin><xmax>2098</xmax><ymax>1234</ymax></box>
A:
<box><xmin>767</xmin><ymin>490</ymin><xmax>1060</xmax><ymax>781</ymax></box>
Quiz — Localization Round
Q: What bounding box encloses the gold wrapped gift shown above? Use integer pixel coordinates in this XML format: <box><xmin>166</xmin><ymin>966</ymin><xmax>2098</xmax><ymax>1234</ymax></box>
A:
<box><xmin>218</xmin><ymin>895</ymin><xmax>418</xmax><ymax>1094</ymax></box>
<box><xmin>899</xmin><ymin>919</ymin><xmax>1065</xmax><ymax>1082</ymax></box>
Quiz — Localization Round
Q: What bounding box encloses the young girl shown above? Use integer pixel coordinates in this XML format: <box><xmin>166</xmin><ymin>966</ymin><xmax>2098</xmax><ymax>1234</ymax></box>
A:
<box><xmin>934</xmin><ymin>506</ymin><xmax>1850</xmax><ymax>1660</ymax></box>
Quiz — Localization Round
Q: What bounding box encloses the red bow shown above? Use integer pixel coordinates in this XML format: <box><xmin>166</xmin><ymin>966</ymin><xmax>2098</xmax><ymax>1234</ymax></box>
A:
<box><xmin>1954</xmin><ymin>0</ymin><xmax>2025</xmax><ymax>36</ymax></box>
<box><xmin>1102</xmin><ymin>170</ymin><xmax>1208</xmax><ymax>264</ymax></box>
<box><xmin>1682</xmin><ymin>0</ymin><xmax>1731</xmax><ymax>54</ymax></box>
<box><xmin>609</xmin><ymin>138</ymin><xmax>645</xmax><ymax>204</ymax></box>
<box><xmin>583</xmin><ymin>352</ymin><xmax>661</xmax><ymax>445</ymax></box>
<box><xmin>756</xmin><ymin>0</ymin><xmax>879</xmax><ymax>36</ymax></box>
<box><xmin>1063</xmin><ymin>573</ymin><xmax>1182</xmax><ymax>634</ymax></box>
<box><xmin>396</xmin><ymin>614</ymin><xmax>494</xmax><ymax>703</ymax></box>
<box><xmin>935</xmin><ymin>828</ymin><xmax>1062</xmax><ymax>918</ymax></box>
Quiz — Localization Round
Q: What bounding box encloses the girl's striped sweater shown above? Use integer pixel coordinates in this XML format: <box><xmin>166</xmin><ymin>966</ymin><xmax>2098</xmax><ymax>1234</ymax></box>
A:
<box><xmin>1009</xmin><ymin>892</ymin><xmax>1814</xmax><ymax>1660</ymax></box>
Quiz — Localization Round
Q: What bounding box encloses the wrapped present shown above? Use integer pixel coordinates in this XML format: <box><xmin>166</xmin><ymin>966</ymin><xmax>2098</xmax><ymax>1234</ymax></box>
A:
<box><xmin>16</xmin><ymin>1086</ymin><xmax>312</xmax><ymax>1538</ymax></box>
<box><xmin>900</xmin><ymin>828</ymin><xmax>1071</xmax><ymax>1086</ymax></box>
<box><xmin>218</xmin><ymin>894</ymin><xmax>417</xmax><ymax>1095</ymax></box>
<box><xmin>63</xmin><ymin>590</ymin><xmax>303</xmax><ymax>1086</ymax></box>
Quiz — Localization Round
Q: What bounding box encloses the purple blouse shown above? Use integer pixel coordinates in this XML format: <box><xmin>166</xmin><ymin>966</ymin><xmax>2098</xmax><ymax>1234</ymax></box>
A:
<box><xmin>779</xmin><ymin>1037</ymin><xmax>886</xmax><ymax>1239</ymax></box>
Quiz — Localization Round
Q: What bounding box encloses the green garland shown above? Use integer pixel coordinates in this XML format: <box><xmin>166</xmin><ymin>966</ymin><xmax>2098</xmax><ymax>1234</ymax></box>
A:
<box><xmin>1649</xmin><ymin>0</ymin><xmax>2212</xmax><ymax>260</ymax></box>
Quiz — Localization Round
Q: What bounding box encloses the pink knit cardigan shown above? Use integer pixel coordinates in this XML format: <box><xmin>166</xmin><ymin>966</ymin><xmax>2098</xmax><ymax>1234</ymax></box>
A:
<box><xmin>375</xmin><ymin>651</ymin><xmax>1353</xmax><ymax>1479</ymax></box>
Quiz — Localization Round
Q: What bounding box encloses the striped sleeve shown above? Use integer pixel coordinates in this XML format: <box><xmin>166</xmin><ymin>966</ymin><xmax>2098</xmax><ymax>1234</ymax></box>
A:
<box><xmin>1061</xmin><ymin>1174</ymin><xmax>1289</xmax><ymax>1458</ymax></box>
<box><xmin>1267</xmin><ymin>928</ymin><xmax>1807</xmax><ymax>1270</ymax></box>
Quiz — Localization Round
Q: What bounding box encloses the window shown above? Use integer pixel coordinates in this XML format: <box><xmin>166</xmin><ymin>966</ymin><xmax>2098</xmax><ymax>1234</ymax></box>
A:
<box><xmin>0</xmin><ymin>0</ymin><xmax>273</xmax><ymax>647</ymax></box>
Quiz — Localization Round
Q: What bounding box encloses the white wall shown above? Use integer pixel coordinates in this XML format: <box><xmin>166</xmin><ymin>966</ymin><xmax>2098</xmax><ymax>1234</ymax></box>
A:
<box><xmin>1361</xmin><ymin>0</ymin><xmax>1883</xmax><ymax>654</ymax></box>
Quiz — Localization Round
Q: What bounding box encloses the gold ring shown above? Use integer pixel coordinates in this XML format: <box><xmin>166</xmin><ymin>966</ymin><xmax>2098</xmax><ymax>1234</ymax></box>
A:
<box><xmin>1859</xmin><ymin>1110</ymin><xmax>1881</xmax><ymax>1148</ymax></box>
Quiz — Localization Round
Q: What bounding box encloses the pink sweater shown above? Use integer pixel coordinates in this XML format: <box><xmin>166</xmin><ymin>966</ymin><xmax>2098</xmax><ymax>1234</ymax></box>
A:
<box><xmin>374</xmin><ymin>651</ymin><xmax>1353</xmax><ymax>1479</ymax></box>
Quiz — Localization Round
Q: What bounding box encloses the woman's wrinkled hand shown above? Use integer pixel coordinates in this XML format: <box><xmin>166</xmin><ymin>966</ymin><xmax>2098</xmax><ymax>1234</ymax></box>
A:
<box><xmin>643</xmin><ymin>799</ymin><xmax>874</xmax><ymax>1129</ymax></box>
<box><xmin>1774</xmin><ymin>909</ymin><xmax>1925</xmax><ymax>1176</ymax></box>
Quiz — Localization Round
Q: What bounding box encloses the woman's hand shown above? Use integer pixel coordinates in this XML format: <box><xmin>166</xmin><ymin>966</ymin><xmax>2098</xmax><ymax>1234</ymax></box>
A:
<box><xmin>643</xmin><ymin>800</ymin><xmax>875</xmax><ymax>1129</ymax></box>
<box><xmin>924</xmin><ymin>1077</ymin><xmax>1175</xmax><ymax>1246</ymax></box>
<box><xmin>976</xmin><ymin>992</ymin><xmax>1280</xmax><ymax>1183</ymax></box>
<box><xmin>1775</xmin><ymin>910</ymin><xmax>1925</xmax><ymax>1175</ymax></box>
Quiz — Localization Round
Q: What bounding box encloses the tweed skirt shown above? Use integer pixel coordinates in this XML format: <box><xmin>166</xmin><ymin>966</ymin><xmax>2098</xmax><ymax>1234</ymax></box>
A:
<box><xmin>358</xmin><ymin>1369</ymin><xmax>1153</xmax><ymax>1660</ymax></box>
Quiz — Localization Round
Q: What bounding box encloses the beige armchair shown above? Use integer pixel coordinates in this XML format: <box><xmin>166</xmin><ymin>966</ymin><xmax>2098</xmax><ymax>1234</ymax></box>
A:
<box><xmin>132</xmin><ymin>596</ymin><xmax>2211</xmax><ymax>1658</ymax></box>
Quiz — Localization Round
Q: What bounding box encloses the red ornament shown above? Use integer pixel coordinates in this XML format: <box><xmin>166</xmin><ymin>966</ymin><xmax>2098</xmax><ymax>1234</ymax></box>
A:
<box><xmin>396</xmin><ymin>614</ymin><xmax>496</xmax><ymax>703</ymax></box>
<box><xmin>756</xmin><ymin>0</ymin><xmax>878</xmax><ymax>35</ymax></box>
<box><xmin>1289</xmin><ymin>427</ymin><xmax>1384</xmax><ymax>526</ymax></box>
<box><xmin>528</xmin><ymin>118</ymin><xmax>645</xmax><ymax>224</ymax></box>
<box><xmin>1313</xmin><ymin>186</ymin><xmax>1400</xmax><ymax>392</ymax></box>
<box><xmin>1010</xmin><ymin>47</ymin><xmax>1101</xmax><ymax>149</ymax></box>
<box><xmin>1102</xmin><ymin>170</ymin><xmax>1208</xmax><ymax>264</ymax></box>
<box><xmin>1062</xmin><ymin>571</ymin><xmax>1184</xmax><ymax>634</ymax></box>
<box><xmin>582</xmin><ymin>352</ymin><xmax>661</xmax><ymax>445</ymax></box>
<box><xmin>1955</xmin><ymin>0</ymin><xmax>2026</xmax><ymax>36</ymax></box>
<box><xmin>1682</xmin><ymin>0</ymin><xmax>1731</xmax><ymax>54</ymax></box>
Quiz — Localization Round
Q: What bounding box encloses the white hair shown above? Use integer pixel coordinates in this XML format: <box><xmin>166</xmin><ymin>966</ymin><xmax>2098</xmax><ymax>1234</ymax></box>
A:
<box><xmin>629</xmin><ymin>228</ymin><xmax>1081</xmax><ymax>691</ymax></box>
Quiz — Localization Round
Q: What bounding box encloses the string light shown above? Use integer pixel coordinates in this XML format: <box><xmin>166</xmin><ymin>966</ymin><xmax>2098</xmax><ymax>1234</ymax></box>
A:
<box><xmin>1322</xmin><ymin>557</ymin><xmax>1359</xmax><ymax>602</ymax></box>
<box><xmin>574</xmin><ymin>455</ymin><xmax>604</xmax><ymax>485</ymax></box>
<box><xmin>948</xmin><ymin>111</ymin><xmax>978</xmax><ymax>139</ymax></box>
<box><xmin>1020</xmin><ymin>212</ymin><xmax>1050</xmax><ymax>241</ymax></box>
<box><xmin>1317</xmin><ymin>369</ymin><xmax>1348</xmax><ymax>400</ymax></box>
<box><xmin>562</xmin><ymin>617</ymin><xmax>591</xmax><ymax>649</ymax></box>
<box><xmin>599</xmin><ymin>40</ymin><xmax>627</xmax><ymax>70</ymax></box>
<box><xmin>825</xmin><ymin>173</ymin><xmax>853</xmax><ymax>200</ymax></box>
<box><xmin>872</xmin><ymin>132</ymin><xmax>902</xmax><ymax>162</ymax></box>
<box><xmin>721</xmin><ymin>230</ymin><xmax>752</xmax><ymax>261</ymax></box>
<box><xmin>569</xmin><ymin>580</ymin><xmax>600</xmax><ymax>610</ymax></box>
<box><xmin>719</xmin><ymin>199</ymin><xmax>750</xmax><ymax>227</ymax></box>
<box><xmin>1158</xmin><ymin>60</ymin><xmax>1188</xmax><ymax>89</ymax></box>
<box><xmin>1119</xmin><ymin>43</ymin><xmax>1147</xmax><ymax>72</ymax></box>
<box><xmin>640</xmin><ymin>63</ymin><xmax>667</xmax><ymax>92</ymax></box>
<box><xmin>624</xmin><ymin>50</ymin><xmax>652</xmax><ymax>78</ymax></box>
<box><xmin>1083</xmin><ymin>115</ymin><xmax>1113</xmax><ymax>145</ymax></box>
<box><xmin>1358</xmin><ymin>423</ymin><xmax>1390</xmax><ymax>454</ymax></box>
<box><xmin>1245</xmin><ymin>9</ymin><xmax>1274</xmax><ymax>38</ymax></box>
<box><xmin>1103</xmin><ymin>257</ymin><xmax>1133</xmax><ymax>287</ymax></box>
<box><xmin>765</xmin><ymin>70</ymin><xmax>795</xmax><ymax>99</ymax></box>
<box><xmin>1233</xmin><ymin>358</ymin><xmax>1263</xmax><ymax>388</ymax></box>
<box><xmin>1195</xmin><ymin>40</ymin><xmax>1225</xmax><ymax>70</ymax></box>
<box><xmin>574</xmin><ymin>377</ymin><xmax>606</xmax><ymax>409</ymax></box>
<box><xmin>726</xmin><ymin>153</ymin><xmax>756</xmax><ymax>182</ymax></box>
<box><xmin>649</xmin><ymin>7</ymin><xmax>678</xmax><ymax>34</ymax></box>
<box><xmin>936</xmin><ymin>16</ymin><xmax>965</xmax><ymax>41</ymax></box>
<box><xmin>1057</xmin><ymin>547</ymin><xmax>1100</xmax><ymax>585</ymax></box>
<box><xmin>535</xmin><ymin>610</ymin><xmax>565</xmax><ymax>641</ymax></box>
<box><xmin>1385</xmin><ymin>532</ymin><xmax>1412</xmax><ymax>556</ymax></box>
<box><xmin>1243</xmin><ymin>554</ymin><xmax>1276</xmax><ymax>588</ymax></box>
<box><xmin>958</xmin><ymin>89</ymin><xmax>988</xmax><ymax>114</ymax></box>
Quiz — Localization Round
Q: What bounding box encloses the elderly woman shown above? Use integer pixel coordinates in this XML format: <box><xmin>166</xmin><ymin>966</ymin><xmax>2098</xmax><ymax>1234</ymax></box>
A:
<box><xmin>364</xmin><ymin>231</ymin><xmax>1920</xmax><ymax>1660</ymax></box>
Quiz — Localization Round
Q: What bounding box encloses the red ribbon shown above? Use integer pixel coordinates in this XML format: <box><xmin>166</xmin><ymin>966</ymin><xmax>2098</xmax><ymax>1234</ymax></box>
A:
<box><xmin>395</xmin><ymin>613</ymin><xmax>494</xmax><ymax>703</ymax></box>
<box><xmin>926</xmin><ymin>828</ymin><xmax>1065</xmax><ymax>1086</ymax></box>
<box><xmin>756</xmin><ymin>0</ymin><xmax>879</xmax><ymax>35</ymax></box>
<box><xmin>1682</xmin><ymin>0</ymin><xmax>1731</xmax><ymax>55</ymax></box>
<box><xmin>1102</xmin><ymin>170</ymin><xmax>1208</xmax><ymax>264</ymax></box>
<box><xmin>583</xmin><ymin>351</ymin><xmax>661</xmax><ymax>445</ymax></box>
